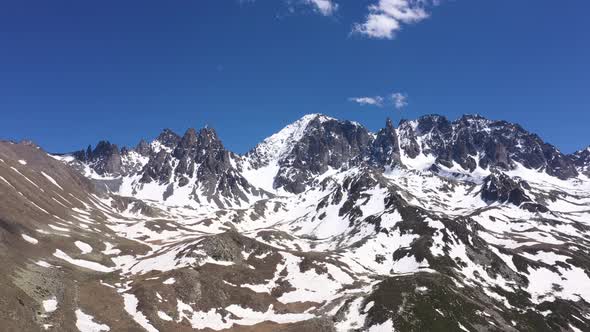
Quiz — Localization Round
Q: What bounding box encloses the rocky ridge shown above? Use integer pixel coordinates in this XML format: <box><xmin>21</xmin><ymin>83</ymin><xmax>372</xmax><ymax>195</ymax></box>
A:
<box><xmin>72</xmin><ymin>114</ymin><xmax>582</xmax><ymax>198</ymax></box>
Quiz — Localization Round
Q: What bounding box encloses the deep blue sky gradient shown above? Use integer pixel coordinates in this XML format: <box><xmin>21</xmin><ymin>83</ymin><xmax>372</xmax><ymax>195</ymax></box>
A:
<box><xmin>0</xmin><ymin>1</ymin><xmax>588</xmax><ymax>154</ymax></box>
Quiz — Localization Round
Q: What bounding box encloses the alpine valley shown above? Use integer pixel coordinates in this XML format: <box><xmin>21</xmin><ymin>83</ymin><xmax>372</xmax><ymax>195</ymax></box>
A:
<box><xmin>1</xmin><ymin>113</ymin><xmax>590</xmax><ymax>332</ymax></box>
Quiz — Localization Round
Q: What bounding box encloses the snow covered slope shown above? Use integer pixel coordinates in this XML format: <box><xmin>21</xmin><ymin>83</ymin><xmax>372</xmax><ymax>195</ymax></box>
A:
<box><xmin>2</xmin><ymin>114</ymin><xmax>590</xmax><ymax>332</ymax></box>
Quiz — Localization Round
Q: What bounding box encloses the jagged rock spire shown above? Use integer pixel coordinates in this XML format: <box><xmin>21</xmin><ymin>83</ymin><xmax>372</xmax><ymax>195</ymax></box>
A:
<box><xmin>371</xmin><ymin>117</ymin><xmax>403</xmax><ymax>167</ymax></box>
<box><xmin>156</xmin><ymin>128</ymin><xmax>181</xmax><ymax>149</ymax></box>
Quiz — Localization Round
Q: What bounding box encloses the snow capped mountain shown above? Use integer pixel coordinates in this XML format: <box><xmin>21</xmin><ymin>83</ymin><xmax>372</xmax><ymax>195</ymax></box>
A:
<box><xmin>240</xmin><ymin>113</ymin><xmax>335</xmax><ymax>193</ymax></box>
<box><xmin>245</xmin><ymin>113</ymin><xmax>335</xmax><ymax>169</ymax></box>
<box><xmin>242</xmin><ymin>113</ymin><xmax>374</xmax><ymax>194</ymax></box>
<box><xmin>2</xmin><ymin>114</ymin><xmax>590</xmax><ymax>332</ymax></box>
<box><xmin>70</xmin><ymin>113</ymin><xmax>584</xmax><ymax>198</ymax></box>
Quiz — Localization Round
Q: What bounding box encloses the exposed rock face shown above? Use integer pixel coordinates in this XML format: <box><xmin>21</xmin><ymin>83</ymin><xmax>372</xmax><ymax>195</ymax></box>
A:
<box><xmin>73</xmin><ymin>140</ymin><xmax>123</xmax><ymax>175</ymax></box>
<box><xmin>72</xmin><ymin>127</ymin><xmax>268</xmax><ymax>208</ymax></box>
<box><xmin>571</xmin><ymin>146</ymin><xmax>590</xmax><ymax>176</ymax></box>
<box><xmin>156</xmin><ymin>128</ymin><xmax>181</xmax><ymax>149</ymax></box>
<box><xmin>72</xmin><ymin>114</ymin><xmax>584</xmax><ymax>198</ymax></box>
<box><xmin>246</xmin><ymin>115</ymin><xmax>401</xmax><ymax>194</ymax></box>
<box><xmin>398</xmin><ymin>114</ymin><xmax>579</xmax><ymax>179</ymax></box>
<box><xmin>370</xmin><ymin>118</ymin><xmax>402</xmax><ymax>168</ymax></box>
<box><xmin>64</xmin><ymin>113</ymin><xmax>587</xmax><ymax>208</ymax></box>
<box><xmin>141</xmin><ymin>149</ymin><xmax>174</xmax><ymax>184</ymax></box>
<box><xmin>396</xmin><ymin>119</ymin><xmax>421</xmax><ymax>159</ymax></box>
<box><xmin>186</xmin><ymin>128</ymin><xmax>265</xmax><ymax>207</ymax></box>
<box><xmin>480</xmin><ymin>172</ymin><xmax>532</xmax><ymax>206</ymax></box>
<box><xmin>413</xmin><ymin>115</ymin><xmax>454</xmax><ymax>165</ymax></box>
<box><xmin>274</xmin><ymin>116</ymin><xmax>373</xmax><ymax>193</ymax></box>
<box><xmin>245</xmin><ymin>113</ymin><xmax>583</xmax><ymax>195</ymax></box>
<box><xmin>135</xmin><ymin>139</ymin><xmax>151</xmax><ymax>156</ymax></box>
<box><xmin>172</xmin><ymin>128</ymin><xmax>199</xmax><ymax>180</ymax></box>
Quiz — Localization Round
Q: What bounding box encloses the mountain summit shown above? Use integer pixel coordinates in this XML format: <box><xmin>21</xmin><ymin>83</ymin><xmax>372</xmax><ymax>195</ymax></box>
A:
<box><xmin>1</xmin><ymin>114</ymin><xmax>589</xmax><ymax>331</ymax></box>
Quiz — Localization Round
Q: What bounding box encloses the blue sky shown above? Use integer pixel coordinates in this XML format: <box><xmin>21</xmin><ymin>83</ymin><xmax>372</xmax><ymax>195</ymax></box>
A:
<box><xmin>0</xmin><ymin>0</ymin><xmax>588</xmax><ymax>154</ymax></box>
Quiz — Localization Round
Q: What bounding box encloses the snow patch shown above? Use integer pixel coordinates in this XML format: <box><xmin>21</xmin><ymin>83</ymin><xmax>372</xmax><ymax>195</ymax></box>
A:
<box><xmin>122</xmin><ymin>293</ymin><xmax>158</xmax><ymax>332</ymax></box>
<box><xmin>158</xmin><ymin>311</ymin><xmax>173</xmax><ymax>321</ymax></box>
<box><xmin>53</xmin><ymin>250</ymin><xmax>112</xmax><ymax>273</ymax></box>
<box><xmin>75</xmin><ymin>309</ymin><xmax>110</xmax><ymax>332</ymax></box>
<box><xmin>36</xmin><ymin>260</ymin><xmax>53</xmax><ymax>268</ymax></box>
<box><xmin>22</xmin><ymin>234</ymin><xmax>39</xmax><ymax>244</ymax></box>
<box><xmin>75</xmin><ymin>241</ymin><xmax>93</xmax><ymax>254</ymax></box>
<box><xmin>42</xmin><ymin>297</ymin><xmax>58</xmax><ymax>313</ymax></box>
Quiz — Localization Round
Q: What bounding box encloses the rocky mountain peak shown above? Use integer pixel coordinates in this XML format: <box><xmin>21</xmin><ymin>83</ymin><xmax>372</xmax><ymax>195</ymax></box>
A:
<box><xmin>385</xmin><ymin>117</ymin><xmax>394</xmax><ymax>129</ymax></box>
<box><xmin>156</xmin><ymin>128</ymin><xmax>181</xmax><ymax>149</ymax></box>
<box><xmin>458</xmin><ymin>113</ymin><xmax>491</xmax><ymax>123</ymax></box>
<box><xmin>73</xmin><ymin>140</ymin><xmax>123</xmax><ymax>175</ymax></box>
<box><xmin>272</xmin><ymin>115</ymin><xmax>372</xmax><ymax>193</ymax></box>
<box><xmin>573</xmin><ymin>146</ymin><xmax>590</xmax><ymax>161</ymax></box>
<box><xmin>414</xmin><ymin>114</ymin><xmax>453</xmax><ymax>135</ymax></box>
<box><xmin>197</xmin><ymin>127</ymin><xmax>224</xmax><ymax>151</ymax></box>
<box><xmin>182</xmin><ymin>127</ymin><xmax>198</xmax><ymax>141</ymax></box>
<box><xmin>572</xmin><ymin>146</ymin><xmax>590</xmax><ymax>176</ymax></box>
<box><xmin>244</xmin><ymin>113</ymin><xmax>337</xmax><ymax>169</ymax></box>
<box><xmin>175</xmin><ymin>128</ymin><xmax>198</xmax><ymax>151</ymax></box>
<box><xmin>172</xmin><ymin>127</ymin><xmax>225</xmax><ymax>158</ymax></box>
<box><xmin>92</xmin><ymin>140</ymin><xmax>120</xmax><ymax>159</ymax></box>
<box><xmin>135</xmin><ymin>139</ymin><xmax>151</xmax><ymax>156</ymax></box>
<box><xmin>301</xmin><ymin>113</ymin><xmax>336</xmax><ymax>123</ymax></box>
<box><xmin>371</xmin><ymin>117</ymin><xmax>402</xmax><ymax>167</ymax></box>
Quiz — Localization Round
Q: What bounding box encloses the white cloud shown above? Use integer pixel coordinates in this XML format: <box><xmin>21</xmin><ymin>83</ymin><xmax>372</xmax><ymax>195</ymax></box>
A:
<box><xmin>349</xmin><ymin>92</ymin><xmax>408</xmax><ymax>109</ymax></box>
<box><xmin>353</xmin><ymin>0</ymin><xmax>432</xmax><ymax>39</ymax></box>
<box><xmin>391</xmin><ymin>92</ymin><xmax>408</xmax><ymax>109</ymax></box>
<box><xmin>305</xmin><ymin>0</ymin><xmax>338</xmax><ymax>16</ymax></box>
<box><xmin>349</xmin><ymin>96</ymin><xmax>385</xmax><ymax>107</ymax></box>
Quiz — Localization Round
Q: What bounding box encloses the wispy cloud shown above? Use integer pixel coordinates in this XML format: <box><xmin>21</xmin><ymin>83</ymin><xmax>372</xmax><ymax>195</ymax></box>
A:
<box><xmin>349</xmin><ymin>91</ymin><xmax>409</xmax><ymax>109</ymax></box>
<box><xmin>391</xmin><ymin>92</ymin><xmax>408</xmax><ymax>109</ymax></box>
<box><xmin>348</xmin><ymin>96</ymin><xmax>385</xmax><ymax>107</ymax></box>
<box><xmin>353</xmin><ymin>0</ymin><xmax>435</xmax><ymax>39</ymax></box>
<box><xmin>304</xmin><ymin>0</ymin><xmax>338</xmax><ymax>16</ymax></box>
<box><xmin>241</xmin><ymin>0</ymin><xmax>440</xmax><ymax>38</ymax></box>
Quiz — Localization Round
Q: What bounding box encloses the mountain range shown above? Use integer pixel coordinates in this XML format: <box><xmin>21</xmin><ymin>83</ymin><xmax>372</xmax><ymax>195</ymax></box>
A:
<box><xmin>1</xmin><ymin>113</ymin><xmax>589</xmax><ymax>332</ymax></box>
